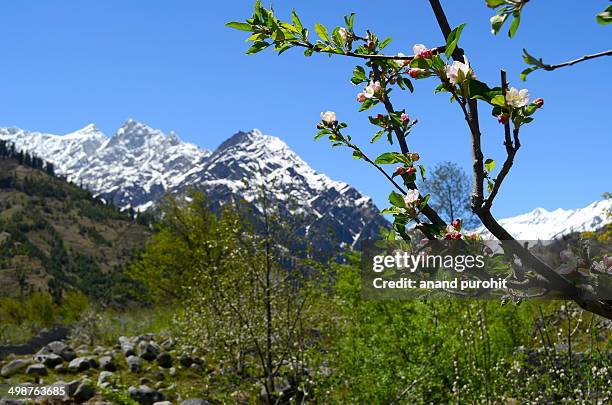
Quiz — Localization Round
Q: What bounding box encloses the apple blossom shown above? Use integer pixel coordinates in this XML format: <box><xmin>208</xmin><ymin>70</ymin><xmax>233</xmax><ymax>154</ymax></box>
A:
<box><xmin>403</xmin><ymin>189</ymin><xmax>420</xmax><ymax>205</ymax></box>
<box><xmin>320</xmin><ymin>111</ymin><xmax>337</xmax><ymax>124</ymax></box>
<box><xmin>401</xmin><ymin>113</ymin><xmax>409</xmax><ymax>123</ymax></box>
<box><xmin>356</xmin><ymin>92</ymin><xmax>367</xmax><ymax>102</ymax></box>
<box><xmin>413</xmin><ymin>44</ymin><xmax>433</xmax><ymax>59</ymax></box>
<box><xmin>506</xmin><ymin>87</ymin><xmax>530</xmax><ymax>108</ymax></box>
<box><xmin>468</xmin><ymin>232</ymin><xmax>479</xmax><ymax>241</ymax></box>
<box><xmin>445</xmin><ymin>56</ymin><xmax>476</xmax><ymax>85</ymax></box>
<box><xmin>406</xmin><ymin>166</ymin><xmax>417</xmax><ymax>174</ymax></box>
<box><xmin>533</xmin><ymin>97</ymin><xmax>544</xmax><ymax>108</ymax></box>
<box><xmin>408</xmin><ymin>68</ymin><xmax>425</xmax><ymax>78</ymax></box>
<box><xmin>452</xmin><ymin>219</ymin><xmax>462</xmax><ymax>230</ymax></box>
<box><xmin>446</xmin><ymin>224</ymin><xmax>458</xmax><ymax>234</ymax></box>
<box><xmin>338</xmin><ymin>27</ymin><xmax>348</xmax><ymax>43</ymax></box>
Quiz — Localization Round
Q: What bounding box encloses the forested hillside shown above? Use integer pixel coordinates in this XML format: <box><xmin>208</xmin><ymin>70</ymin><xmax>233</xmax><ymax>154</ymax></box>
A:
<box><xmin>0</xmin><ymin>145</ymin><xmax>150</xmax><ymax>303</ymax></box>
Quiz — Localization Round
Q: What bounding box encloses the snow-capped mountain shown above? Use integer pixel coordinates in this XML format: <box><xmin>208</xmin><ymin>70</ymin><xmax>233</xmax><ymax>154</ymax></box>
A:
<box><xmin>0</xmin><ymin>121</ymin><xmax>387</xmax><ymax>248</ymax></box>
<box><xmin>480</xmin><ymin>199</ymin><xmax>612</xmax><ymax>240</ymax></box>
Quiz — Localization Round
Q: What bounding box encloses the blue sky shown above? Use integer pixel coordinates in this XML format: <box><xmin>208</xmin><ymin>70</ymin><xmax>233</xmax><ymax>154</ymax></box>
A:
<box><xmin>1</xmin><ymin>1</ymin><xmax>610</xmax><ymax>218</ymax></box>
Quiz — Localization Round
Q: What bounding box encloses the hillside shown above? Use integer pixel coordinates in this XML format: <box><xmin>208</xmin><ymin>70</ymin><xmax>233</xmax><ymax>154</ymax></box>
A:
<box><xmin>0</xmin><ymin>156</ymin><xmax>149</xmax><ymax>303</ymax></box>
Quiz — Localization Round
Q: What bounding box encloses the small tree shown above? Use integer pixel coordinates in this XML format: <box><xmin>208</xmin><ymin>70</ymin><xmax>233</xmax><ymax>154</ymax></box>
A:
<box><xmin>420</xmin><ymin>161</ymin><xmax>479</xmax><ymax>229</ymax></box>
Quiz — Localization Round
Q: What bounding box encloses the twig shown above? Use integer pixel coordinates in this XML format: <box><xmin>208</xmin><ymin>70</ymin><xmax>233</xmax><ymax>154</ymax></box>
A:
<box><xmin>543</xmin><ymin>49</ymin><xmax>612</xmax><ymax>71</ymax></box>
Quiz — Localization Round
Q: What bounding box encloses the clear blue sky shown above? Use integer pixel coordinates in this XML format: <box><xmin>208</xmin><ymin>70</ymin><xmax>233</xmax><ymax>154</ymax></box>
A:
<box><xmin>1</xmin><ymin>1</ymin><xmax>610</xmax><ymax>218</ymax></box>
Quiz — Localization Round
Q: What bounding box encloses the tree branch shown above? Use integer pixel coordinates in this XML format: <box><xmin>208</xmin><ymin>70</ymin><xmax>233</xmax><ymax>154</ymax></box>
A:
<box><xmin>543</xmin><ymin>49</ymin><xmax>612</xmax><ymax>71</ymax></box>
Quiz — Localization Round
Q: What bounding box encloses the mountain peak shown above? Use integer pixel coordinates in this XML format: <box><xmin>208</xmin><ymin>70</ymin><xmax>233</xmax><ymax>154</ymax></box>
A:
<box><xmin>64</xmin><ymin>123</ymin><xmax>105</xmax><ymax>140</ymax></box>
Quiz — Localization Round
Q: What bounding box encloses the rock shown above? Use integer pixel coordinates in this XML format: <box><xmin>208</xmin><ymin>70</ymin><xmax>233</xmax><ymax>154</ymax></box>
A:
<box><xmin>127</xmin><ymin>355</ymin><xmax>143</xmax><ymax>373</ymax></box>
<box><xmin>99</xmin><ymin>355</ymin><xmax>117</xmax><ymax>371</ymax></box>
<box><xmin>0</xmin><ymin>400</ymin><xmax>28</xmax><ymax>405</ymax></box>
<box><xmin>168</xmin><ymin>367</ymin><xmax>177</xmax><ymax>376</ymax></box>
<box><xmin>36</xmin><ymin>341</ymin><xmax>76</xmax><ymax>361</ymax></box>
<box><xmin>68</xmin><ymin>357</ymin><xmax>91</xmax><ymax>372</ymax></box>
<box><xmin>25</xmin><ymin>363</ymin><xmax>48</xmax><ymax>376</ymax></box>
<box><xmin>54</xmin><ymin>363</ymin><xmax>67</xmax><ymax>373</ymax></box>
<box><xmin>181</xmin><ymin>399</ymin><xmax>211</xmax><ymax>405</ymax></box>
<box><xmin>190</xmin><ymin>363</ymin><xmax>202</xmax><ymax>373</ymax></box>
<box><xmin>66</xmin><ymin>380</ymin><xmax>81</xmax><ymax>396</ymax></box>
<box><xmin>35</xmin><ymin>353</ymin><xmax>64</xmax><ymax>368</ymax></box>
<box><xmin>97</xmin><ymin>371</ymin><xmax>114</xmax><ymax>386</ymax></box>
<box><xmin>73</xmin><ymin>381</ymin><xmax>95</xmax><ymax>403</ymax></box>
<box><xmin>153</xmin><ymin>402</ymin><xmax>173</xmax><ymax>405</ymax></box>
<box><xmin>119</xmin><ymin>336</ymin><xmax>136</xmax><ymax>356</ymax></box>
<box><xmin>76</xmin><ymin>344</ymin><xmax>90</xmax><ymax>356</ymax></box>
<box><xmin>1</xmin><ymin>359</ymin><xmax>32</xmax><ymax>377</ymax></box>
<box><xmin>140</xmin><ymin>377</ymin><xmax>152</xmax><ymax>385</ymax></box>
<box><xmin>178</xmin><ymin>353</ymin><xmax>193</xmax><ymax>367</ymax></box>
<box><xmin>128</xmin><ymin>385</ymin><xmax>164</xmax><ymax>405</ymax></box>
<box><xmin>156</xmin><ymin>352</ymin><xmax>173</xmax><ymax>368</ymax></box>
<box><xmin>138</xmin><ymin>340</ymin><xmax>161</xmax><ymax>361</ymax></box>
<box><xmin>160</xmin><ymin>338</ymin><xmax>174</xmax><ymax>350</ymax></box>
<box><xmin>88</xmin><ymin>357</ymin><xmax>100</xmax><ymax>369</ymax></box>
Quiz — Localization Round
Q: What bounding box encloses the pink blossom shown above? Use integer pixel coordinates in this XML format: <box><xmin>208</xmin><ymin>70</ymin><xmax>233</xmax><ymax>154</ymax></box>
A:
<box><xmin>445</xmin><ymin>56</ymin><xmax>476</xmax><ymax>84</ymax></box>
<box><xmin>357</xmin><ymin>92</ymin><xmax>367</xmax><ymax>102</ymax></box>
<box><xmin>320</xmin><ymin>111</ymin><xmax>337</xmax><ymax>124</ymax></box>
<box><xmin>401</xmin><ymin>113</ymin><xmax>409</xmax><ymax>123</ymax></box>
<box><xmin>408</xmin><ymin>68</ymin><xmax>425</xmax><ymax>78</ymax></box>
<box><xmin>413</xmin><ymin>44</ymin><xmax>432</xmax><ymax>58</ymax></box>
<box><xmin>403</xmin><ymin>189</ymin><xmax>420</xmax><ymax>205</ymax></box>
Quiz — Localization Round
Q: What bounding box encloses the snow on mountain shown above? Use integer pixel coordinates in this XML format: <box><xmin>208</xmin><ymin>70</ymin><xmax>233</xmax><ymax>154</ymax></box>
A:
<box><xmin>480</xmin><ymin>199</ymin><xmax>612</xmax><ymax>240</ymax></box>
<box><xmin>0</xmin><ymin>122</ymin><xmax>386</xmax><ymax>248</ymax></box>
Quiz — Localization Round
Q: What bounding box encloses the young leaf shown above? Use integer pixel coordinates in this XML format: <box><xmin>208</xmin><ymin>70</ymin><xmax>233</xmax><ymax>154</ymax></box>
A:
<box><xmin>351</xmin><ymin>66</ymin><xmax>366</xmax><ymax>84</ymax></box>
<box><xmin>375</xmin><ymin>152</ymin><xmax>409</xmax><ymax>165</ymax></box>
<box><xmin>418</xmin><ymin>165</ymin><xmax>426</xmax><ymax>182</ymax></box>
<box><xmin>379</xmin><ymin>37</ymin><xmax>392</xmax><ymax>50</ymax></box>
<box><xmin>491</xmin><ymin>95</ymin><xmax>506</xmax><ymax>107</ymax></box>
<box><xmin>445</xmin><ymin>23</ymin><xmax>466</xmax><ymax>59</ymax></box>
<box><xmin>314</xmin><ymin>23</ymin><xmax>329</xmax><ymax>42</ymax></box>
<box><xmin>381</xmin><ymin>207</ymin><xmax>402</xmax><ymax>214</ymax></box>
<box><xmin>596</xmin><ymin>5</ymin><xmax>612</xmax><ymax>25</ymax></box>
<box><xmin>246</xmin><ymin>41</ymin><xmax>271</xmax><ymax>55</ymax></box>
<box><xmin>226</xmin><ymin>21</ymin><xmax>253</xmax><ymax>31</ymax></box>
<box><xmin>490</xmin><ymin>13</ymin><xmax>508</xmax><ymax>35</ymax></box>
<box><xmin>389</xmin><ymin>191</ymin><xmax>406</xmax><ymax>208</ymax></box>
<box><xmin>486</xmin><ymin>0</ymin><xmax>505</xmax><ymax>7</ymax></box>
<box><xmin>508</xmin><ymin>14</ymin><xmax>521</xmax><ymax>38</ymax></box>
<box><xmin>485</xmin><ymin>158</ymin><xmax>496</xmax><ymax>173</ymax></box>
<box><xmin>358</xmin><ymin>98</ymin><xmax>376</xmax><ymax>112</ymax></box>
<box><xmin>291</xmin><ymin>9</ymin><xmax>303</xmax><ymax>31</ymax></box>
<box><xmin>371</xmin><ymin>130</ymin><xmax>384</xmax><ymax>143</ymax></box>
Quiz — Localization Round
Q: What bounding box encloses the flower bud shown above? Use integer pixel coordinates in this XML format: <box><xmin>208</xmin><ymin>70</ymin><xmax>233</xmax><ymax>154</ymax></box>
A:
<box><xmin>406</xmin><ymin>167</ymin><xmax>416</xmax><ymax>174</ymax></box>
<box><xmin>452</xmin><ymin>219</ymin><xmax>461</xmax><ymax>231</ymax></box>
<box><xmin>393</xmin><ymin>166</ymin><xmax>406</xmax><ymax>176</ymax></box>
<box><xmin>377</xmin><ymin>114</ymin><xmax>384</xmax><ymax>120</ymax></box>
<box><xmin>357</xmin><ymin>92</ymin><xmax>367</xmax><ymax>103</ymax></box>
<box><xmin>533</xmin><ymin>98</ymin><xmax>544</xmax><ymax>108</ymax></box>
<box><xmin>497</xmin><ymin>114</ymin><xmax>509</xmax><ymax>124</ymax></box>
<box><xmin>401</xmin><ymin>113</ymin><xmax>409</xmax><ymax>123</ymax></box>
<box><xmin>316</xmin><ymin>123</ymin><xmax>324</xmax><ymax>129</ymax></box>
<box><xmin>410</xmin><ymin>153</ymin><xmax>420</xmax><ymax>162</ymax></box>
<box><xmin>408</xmin><ymin>68</ymin><xmax>425</xmax><ymax>79</ymax></box>
<box><xmin>367</xmin><ymin>40</ymin><xmax>375</xmax><ymax>50</ymax></box>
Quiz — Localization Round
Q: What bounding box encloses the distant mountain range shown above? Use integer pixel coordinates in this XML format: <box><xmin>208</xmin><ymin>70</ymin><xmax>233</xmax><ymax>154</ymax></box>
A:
<box><xmin>479</xmin><ymin>199</ymin><xmax>611</xmax><ymax>240</ymax></box>
<box><xmin>1</xmin><ymin>121</ymin><xmax>609</xmax><ymax>245</ymax></box>
<box><xmin>0</xmin><ymin>121</ymin><xmax>387</xmax><ymax>249</ymax></box>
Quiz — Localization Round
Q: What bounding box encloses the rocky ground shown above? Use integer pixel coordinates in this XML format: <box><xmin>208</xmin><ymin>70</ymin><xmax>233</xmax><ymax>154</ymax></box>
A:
<box><xmin>0</xmin><ymin>334</ymin><xmax>214</xmax><ymax>404</ymax></box>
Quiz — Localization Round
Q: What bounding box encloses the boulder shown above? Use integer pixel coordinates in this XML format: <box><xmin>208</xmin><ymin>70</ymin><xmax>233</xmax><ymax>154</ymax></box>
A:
<box><xmin>99</xmin><ymin>355</ymin><xmax>117</xmax><ymax>371</ymax></box>
<box><xmin>97</xmin><ymin>371</ymin><xmax>115</xmax><ymax>387</ymax></box>
<box><xmin>36</xmin><ymin>341</ymin><xmax>76</xmax><ymax>361</ymax></box>
<box><xmin>68</xmin><ymin>357</ymin><xmax>91</xmax><ymax>372</ymax></box>
<box><xmin>128</xmin><ymin>385</ymin><xmax>164</xmax><ymax>405</ymax></box>
<box><xmin>156</xmin><ymin>352</ymin><xmax>173</xmax><ymax>368</ymax></box>
<box><xmin>127</xmin><ymin>355</ymin><xmax>143</xmax><ymax>373</ymax></box>
<box><xmin>25</xmin><ymin>363</ymin><xmax>48</xmax><ymax>376</ymax></box>
<box><xmin>35</xmin><ymin>353</ymin><xmax>64</xmax><ymax>368</ymax></box>
<box><xmin>73</xmin><ymin>381</ymin><xmax>95</xmax><ymax>403</ymax></box>
<box><xmin>1</xmin><ymin>359</ymin><xmax>32</xmax><ymax>377</ymax></box>
<box><xmin>119</xmin><ymin>336</ymin><xmax>136</xmax><ymax>356</ymax></box>
<box><xmin>137</xmin><ymin>340</ymin><xmax>161</xmax><ymax>361</ymax></box>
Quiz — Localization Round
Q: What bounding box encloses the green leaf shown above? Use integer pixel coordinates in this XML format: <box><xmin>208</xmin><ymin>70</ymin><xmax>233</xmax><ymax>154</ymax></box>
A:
<box><xmin>314</xmin><ymin>128</ymin><xmax>331</xmax><ymax>140</ymax></box>
<box><xmin>418</xmin><ymin>165</ymin><xmax>426</xmax><ymax>182</ymax></box>
<box><xmin>304</xmin><ymin>48</ymin><xmax>314</xmax><ymax>57</ymax></box>
<box><xmin>520</xmin><ymin>66</ymin><xmax>538</xmax><ymax>81</ymax></box>
<box><xmin>351</xmin><ymin>66</ymin><xmax>366</xmax><ymax>84</ymax></box>
<box><xmin>375</xmin><ymin>152</ymin><xmax>409</xmax><ymax>165</ymax></box>
<box><xmin>508</xmin><ymin>14</ymin><xmax>520</xmax><ymax>38</ymax></box>
<box><xmin>445</xmin><ymin>23</ymin><xmax>466</xmax><ymax>59</ymax></box>
<box><xmin>352</xmin><ymin>150</ymin><xmax>363</xmax><ymax>160</ymax></box>
<box><xmin>468</xmin><ymin>79</ymin><xmax>493</xmax><ymax>101</ymax></box>
<box><xmin>381</xmin><ymin>207</ymin><xmax>402</xmax><ymax>214</ymax></box>
<box><xmin>491</xmin><ymin>95</ymin><xmax>506</xmax><ymax>107</ymax></box>
<box><xmin>486</xmin><ymin>0</ymin><xmax>505</xmax><ymax>7</ymax></box>
<box><xmin>226</xmin><ymin>21</ymin><xmax>252</xmax><ymax>31</ymax></box>
<box><xmin>389</xmin><ymin>191</ymin><xmax>406</xmax><ymax>208</ymax></box>
<box><xmin>487</xmin><ymin>179</ymin><xmax>495</xmax><ymax>193</ymax></box>
<box><xmin>434</xmin><ymin>83</ymin><xmax>448</xmax><ymax>94</ymax></box>
<box><xmin>410</xmin><ymin>58</ymin><xmax>430</xmax><ymax>69</ymax></box>
<box><xmin>596</xmin><ymin>5</ymin><xmax>612</xmax><ymax>25</ymax></box>
<box><xmin>418</xmin><ymin>194</ymin><xmax>431</xmax><ymax>211</ymax></box>
<box><xmin>314</xmin><ymin>23</ymin><xmax>329</xmax><ymax>42</ymax></box>
<box><xmin>485</xmin><ymin>158</ymin><xmax>496</xmax><ymax>173</ymax></box>
<box><xmin>371</xmin><ymin>130</ymin><xmax>384</xmax><ymax>143</ymax></box>
<box><xmin>358</xmin><ymin>98</ymin><xmax>376</xmax><ymax>112</ymax></box>
<box><xmin>379</xmin><ymin>37</ymin><xmax>392</xmax><ymax>50</ymax></box>
<box><xmin>246</xmin><ymin>41</ymin><xmax>271</xmax><ymax>55</ymax></box>
<box><xmin>291</xmin><ymin>9</ymin><xmax>303</xmax><ymax>31</ymax></box>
